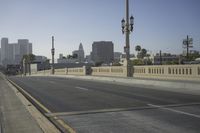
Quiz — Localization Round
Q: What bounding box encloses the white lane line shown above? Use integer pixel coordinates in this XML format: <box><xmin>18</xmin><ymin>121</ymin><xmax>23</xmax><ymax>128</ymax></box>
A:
<box><xmin>148</xmin><ymin>104</ymin><xmax>200</xmax><ymax>119</ymax></box>
<box><xmin>75</xmin><ymin>86</ymin><xmax>89</xmax><ymax>91</ymax></box>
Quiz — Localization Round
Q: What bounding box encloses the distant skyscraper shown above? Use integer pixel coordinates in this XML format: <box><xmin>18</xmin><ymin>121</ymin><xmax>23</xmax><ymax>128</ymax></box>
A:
<box><xmin>1</xmin><ymin>38</ymin><xmax>9</xmax><ymax>66</ymax></box>
<box><xmin>0</xmin><ymin>38</ymin><xmax>32</xmax><ymax>66</ymax></box>
<box><xmin>72</xmin><ymin>43</ymin><xmax>85</xmax><ymax>63</ymax></box>
<box><xmin>0</xmin><ymin>48</ymin><xmax>1</xmax><ymax>65</ymax></box>
<box><xmin>91</xmin><ymin>41</ymin><xmax>114</xmax><ymax>64</ymax></box>
<box><xmin>18</xmin><ymin>39</ymin><xmax>32</xmax><ymax>57</ymax></box>
<box><xmin>114</xmin><ymin>52</ymin><xmax>123</xmax><ymax>62</ymax></box>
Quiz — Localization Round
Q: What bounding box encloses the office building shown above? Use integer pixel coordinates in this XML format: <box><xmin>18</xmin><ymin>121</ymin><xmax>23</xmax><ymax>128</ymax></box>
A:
<box><xmin>0</xmin><ymin>48</ymin><xmax>1</xmax><ymax>65</ymax></box>
<box><xmin>72</xmin><ymin>43</ymin><xmax>85</xmax><ymax>63</ymax></box>
<box><xmin>1</xmin><ymin>38</ymin><xmax>9</xmax><ymax>66</ymax></box>
<box><xmin>57</xmin><ymin>43</ymin><xmax>85</xmax><ymax>64</ymax></box>
<box><xmin>153</xmin><ymin>53</ymin><xmax>180</xmax><ymax>65</ymax></box>
<box><xmin>0</xmin><ymin>38</ymin><xmax>32</xmax><ymax>66</ymax></box>
<box><xmin>91</xmin><ymin>41</ymin><xmax>114</xmax><ymax>64</ymax></box>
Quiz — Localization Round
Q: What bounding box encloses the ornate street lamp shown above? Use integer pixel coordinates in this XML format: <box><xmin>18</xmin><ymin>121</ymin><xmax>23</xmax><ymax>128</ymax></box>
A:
<box><xmin>121</xmin><ymin>0</ymin><xmax>134</xmax><ymax>77</ymax></box>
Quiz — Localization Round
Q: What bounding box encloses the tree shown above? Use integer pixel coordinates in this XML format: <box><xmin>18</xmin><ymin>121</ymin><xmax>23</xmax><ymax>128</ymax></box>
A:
<box><xmin>131</xmin><ymin>59</ymin><xmax>144</xmax><ymax>65</ymax></box>
<box><xmin>188</xmin><ymin>52</ymin><xmax>200</xmax><ymax>61</ymax></box>
<box><xmin>22</xmin><ymin>54</ymin><xmax>35</xmax><ymax>64</ymax></box>
<box><xmin>22</xmin><ymin>54</ymin><xmax>35</xmax><ymax>75</ymax></box>
<box><xmin>141</xmin><ymin>48</ymin><xmax>147</xmax><ymax>58</ymax></box>
<box><xmin>95</xmin><ymin>61</ymin><xmax>103</xmax><ymax>67</ymax></box>
<box><xmin>135</xmin><ymin>45</ymin><xmax>141</xmax><ymax>52</ymax></box>
<box><xmin>72</xmin><ymin>54</ymin><xmax>78</xmax><ymax>59</ymax></box>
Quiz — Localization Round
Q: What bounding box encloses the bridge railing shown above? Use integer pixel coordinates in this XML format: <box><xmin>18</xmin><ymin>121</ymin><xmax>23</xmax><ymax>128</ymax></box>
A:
<box><xmin>91</xmin><ymin>66</ymin><xmax>127</xmax><ymax>77</ymax></box>
<box><xmin>33</xmin><ymin>66</ymin><xmax>86</xmax><ymax>76</ymax></box>
<box><xmin>67</xmin><ymin>67</ymin><xmax>86</xmax><ymax>76</ymax></box>
<box><xmin>32</xmin><ymin>64</ymin><xmax>200</xmax><ymax>81</ymax></box>
<box><xmin>133</xmin><ymin>64</ymin><xmax>200</xmax><ymax>81</ymax></box>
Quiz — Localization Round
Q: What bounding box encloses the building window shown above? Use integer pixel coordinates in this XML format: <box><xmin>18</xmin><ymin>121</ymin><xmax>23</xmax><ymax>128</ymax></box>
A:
<box><xmin>182</xmin><ymin>69</ymin><xmax>185</xmax><ymax>74</ymax></box>
<box><xmin>190</xmin><ymin>68</ymin><xmax>192</xmax><ymax>75</ymax></box>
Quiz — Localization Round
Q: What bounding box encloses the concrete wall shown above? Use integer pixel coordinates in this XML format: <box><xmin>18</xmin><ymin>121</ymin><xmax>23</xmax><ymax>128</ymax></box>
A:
<box><xmin>30</xmin><ymin>64</ymin><xmax>37</xmax><ymax>74</ymax></box>
<box><xmin>35</xmin><ymin>69</ymin><xmax>51</xmax><ymax>76</ymax></box>
<box><xmin>133</xmin><ymin>64</ymin><xmax>200</xmax><ymax>81</ymax></box>
<box><xmin>91</xmin><ymin>66</ymin><xmax>127</xmax><ymax>77</ymax></box>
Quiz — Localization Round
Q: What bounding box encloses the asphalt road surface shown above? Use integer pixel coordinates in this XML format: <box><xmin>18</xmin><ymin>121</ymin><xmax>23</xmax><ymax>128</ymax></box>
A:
<box><xmin>9</xmin><ymin>76</ymin><xmax>200</xmax><ymax>133</ymax></box>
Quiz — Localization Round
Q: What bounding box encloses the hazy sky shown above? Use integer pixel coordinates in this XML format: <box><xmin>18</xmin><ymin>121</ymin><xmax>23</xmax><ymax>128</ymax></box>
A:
<box><xmin>0</xmin><ymin>0</ymin><xmax>200</xmax><ymax>59</ymax></box>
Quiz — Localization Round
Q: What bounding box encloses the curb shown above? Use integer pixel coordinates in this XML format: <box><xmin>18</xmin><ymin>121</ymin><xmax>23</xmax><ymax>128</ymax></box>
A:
<box><xmin>7</xmin><ymin>78</ymin><xmax>76</xmax><ymax>133</ymax></box>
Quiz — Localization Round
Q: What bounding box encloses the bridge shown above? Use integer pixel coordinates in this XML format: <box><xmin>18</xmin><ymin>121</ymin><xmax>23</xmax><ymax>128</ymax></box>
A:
<box><xmin>0</xmin><ymin>64</ymin><xmax>200</xmax><ymax>133</ymax></box>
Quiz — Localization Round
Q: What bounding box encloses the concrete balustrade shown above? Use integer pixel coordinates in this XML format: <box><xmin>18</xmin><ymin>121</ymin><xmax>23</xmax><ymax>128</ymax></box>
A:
<box><xmin>67</xmin><ymin>66</ymin><xmax>86</xmax><ymax>76</ymax></box>
<box><xmin>33</xmin><ymin>67</ymin><xmax>86</xmax><ymax>76</ymax></box>
<box><xmin>133</xmin><ymin>64</ymin><xmax>200</xmax><ymax>81</ymax></box>
<box><xmin>91</xmin><ymin>66</ymin><xmax>127</xmax><ymax>77</ymax></box>
<box><xmin>55</xmin><ymin>68</ymin><xmax>66</xmax><ymax>75</ymax></box>
<box><xmin>32</xmin><ymin>64</ymin><xmax>200</xmax><ymax>81</ymax></box>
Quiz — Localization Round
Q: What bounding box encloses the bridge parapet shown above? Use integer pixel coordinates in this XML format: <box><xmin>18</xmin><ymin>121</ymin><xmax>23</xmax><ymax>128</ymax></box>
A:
<box><xmin>133</xmin><ymin>65</ymin><xmax>200</xmax><ymax>81</ymax></box>
<box><xmin>91</xmin><ymin>66</ymin><xmax>127</xmax><ymax>77</ymax></box>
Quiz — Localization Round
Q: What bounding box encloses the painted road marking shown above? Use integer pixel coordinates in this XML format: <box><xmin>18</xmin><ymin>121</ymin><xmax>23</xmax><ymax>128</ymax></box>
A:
<box><xmin>7</xmin><ymin>78</ymin><xmax>76</xmax><ymax>133</ymax></box>
<box><xmin>75</xmin><ymin>86</ymin><xmax>89</xmax><ymax>91</ymax></box>
<box><xmin>46</xmin><ymin>102</ymin><xmax>200</xmax><ymax>117</ymax></box>
<box><xmin>148</xmin><ymin>104</ymin><xmax>200</xmax><ymax>119</ymax></box>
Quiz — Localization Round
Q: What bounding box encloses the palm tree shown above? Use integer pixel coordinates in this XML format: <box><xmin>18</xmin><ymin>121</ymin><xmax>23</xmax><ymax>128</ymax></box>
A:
<box><xmin>135</xmin><ymin>45</ymin><xmax>141</xmax><ymax>52</ymax></box>
<box><xmin>135</xmin><ymin>45</ymin><xmax>141</xmax><ymax>58</ymax></box>
<box><xmin>22</xmin><ymin>54</ymin><xmax>35</xmax><ymax>75</ymax></box>
<box><xmin>141</xmin><ymin>48</ymin><xmax>147</xmax><ymax>59</ymax></box>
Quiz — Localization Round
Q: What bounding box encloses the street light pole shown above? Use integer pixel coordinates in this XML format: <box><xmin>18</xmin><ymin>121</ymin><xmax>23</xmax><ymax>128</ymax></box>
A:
<box><xmin>121</xmin><ymin>0</ymin><xmax>134</xmax><ymax>77</ymax></box>
<box><xmin>51</xmin><ymin>36</ymin><xmax>55</xmax><ymax>75</ymax></box>
<box><xmin>125</xmin><ymin>0</ymin><xmax>130</xmax><ymax>61</ymax></box>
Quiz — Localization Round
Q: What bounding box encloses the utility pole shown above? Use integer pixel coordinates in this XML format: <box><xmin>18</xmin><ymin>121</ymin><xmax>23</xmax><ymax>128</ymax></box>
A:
<box><xmin>121</xmin><ymin>0</ymin><xmax>134</xmax><ymax>77</ymax></box>
<box><xmin>51</xmin><ymin>36</ymin><xmax>55</xmax><ymax>75</ymax></box>
<box><xmin>183</xmin><ymin>35</ymin><xmax>193</xmax><ymax>60</ymax></box>
<box><xmin>160</xmin><ymin>50</ymin><xmax>162</xmax><ymax>65</ymax></box>
<box><xmin>23</xmin><ymin>58</ymin><xmax>26</xmax><ymax>76</ymax></box>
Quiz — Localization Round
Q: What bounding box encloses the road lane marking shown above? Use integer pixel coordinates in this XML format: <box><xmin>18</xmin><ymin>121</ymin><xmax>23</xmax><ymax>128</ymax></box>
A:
<box><xmin>46</xmin><ymin>106</ymin><xmax>153</xmax><ymax>117</ymax></box>
<box><xmin>46</xmin><ymin>102</ymin><xmax>200</xmax><ymax>117</ymax></box>
<box><xmin>75</xmin><ymin>86</ymin><xmax>89</xmax><ymax>91</ymax></box>
<box><xmin>7</xmin><ymin>78</ymin><xmax>76</xmax><ymax>133</ymax></box>
<box><xmin>148</xmin><ymin>104</ymin><xmax>200</xmax><ymax>119</ymax></box>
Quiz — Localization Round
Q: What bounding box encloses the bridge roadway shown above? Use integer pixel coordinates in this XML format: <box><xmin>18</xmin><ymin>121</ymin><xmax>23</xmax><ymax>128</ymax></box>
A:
<box><xmin>9</xmin><ymin>76</ymin><xmax>200</xmax><ymax>133</ymax></box>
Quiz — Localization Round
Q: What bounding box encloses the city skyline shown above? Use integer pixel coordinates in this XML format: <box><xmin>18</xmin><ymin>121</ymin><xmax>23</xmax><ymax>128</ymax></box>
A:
<box><xmin>0</xmin><ymin>0</ymin><xmax>200</xmax><ymax>59</ymax></box>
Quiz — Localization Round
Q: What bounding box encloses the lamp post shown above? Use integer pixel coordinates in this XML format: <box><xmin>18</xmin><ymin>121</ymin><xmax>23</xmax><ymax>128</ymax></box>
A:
<box><xmin>51</xmin><ymin>36</ymin><xmax>55</xmax><ymax>75</ymax></box>
<box><xmin>23</xmin><ymin>58</ymin><xmax>26</xmax><ymax>76</ymax></box>
<box><xmin>121</xmin><ymin>0</ymin><xmax>134</xmax><ymax>77</ymax></box>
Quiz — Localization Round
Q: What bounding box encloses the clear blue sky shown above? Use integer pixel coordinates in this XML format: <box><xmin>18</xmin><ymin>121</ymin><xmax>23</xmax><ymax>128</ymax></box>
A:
<box><xmin>0</xmin><ymin>0</ymin><xmax>200</xmax><ymax>59</ymax></box>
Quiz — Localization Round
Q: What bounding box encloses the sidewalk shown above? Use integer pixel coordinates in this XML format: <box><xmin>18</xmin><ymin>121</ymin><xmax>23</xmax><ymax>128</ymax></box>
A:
<box><xmin>0</xmin><ymin>73</ymin><xmax>60</xmax><ymax>133</ymax></box>
<box><xmin>31</xmin><ymin>74</ymin><xmax>200</xmax><ymax>96</ymax></box>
